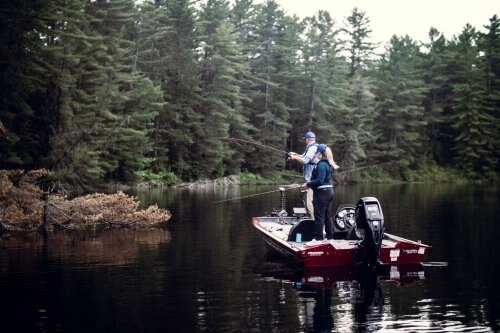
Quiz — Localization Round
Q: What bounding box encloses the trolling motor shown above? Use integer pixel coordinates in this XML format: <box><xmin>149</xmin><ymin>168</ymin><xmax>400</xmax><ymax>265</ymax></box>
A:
<box><xmin>355</xmin><ymin>197</ymin><xmax>385</xmax><ymax>267</ymax></box>
<box><xmin>269</xmin><ymin>187</ymin><xmax>288</xmax><ymax>217</ymax></box>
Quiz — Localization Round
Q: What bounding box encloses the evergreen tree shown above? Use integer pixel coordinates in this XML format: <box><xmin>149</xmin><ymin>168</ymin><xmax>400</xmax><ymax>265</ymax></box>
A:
<box><xmin>45</xmin><ymin>0</ymin><xmax>160</xmax><ymax>187</ymax></box>
<box><xmin>343</xmin><ymin>7</ymin><xmax>375</xmax><ymax>78</ymax></box>
<box><xmin>1</xmin><ymin>0</ymin><xmax>497</xmax><ymax>183</ymax></box>
<box><xmin>269</xmin><ymin>13</ymin><xmax>304</xmax><ymax>168</ymax></box>
<box><xmin>448</xmin><ymin>25</ymin><xmax>496</xmax><ymax>173</ymax></box>
<box><xmin>229</xmin><ymin>0</ymin><xmax>256</xmax><ymax>55</ymax></box>
<box><xmin>0</xmin><ymin>0</ymin><xmax>48</xmax><ymax>169</ymax></box>
<box><xmin>478</xmin><ymin>15</ymin><xmax>500</xmax><ymax>172</ymax></box>
<box><xmin>141</xmin><ymin>0</ymin><xmax>202</xmax><ymax>180</ymax></box>
<box><xmin>196</xmin><ymin>0</ymin><xmax>254</xmax><ymax>177</ymax></box>
<box><xmin>18</xmin><ymin>0</ymin><xmax>104</xmax><ymax>185</ymax></box>
<box><xmin>373</xmin><ymin>35</ymin><xmax>429</xmax><ymax>167</ymax></box>
<box><xmin>338</xmin><ymin>7</ymin><xmax>376</xmax><ymax>169</ymax></box>
<box><xmin>296</xmin><ymin>11</ymin><xmax>347</xmax><ymax>151</ymax></box>
<box><xmin>132</xmin><ymin>1</ymin><xmax>174</xmax><ymax>173</ymax></box>
<box><xmin>245</xmin><ymin>0</ymin><xmax>295</xmax><ymax>172</ymax></box>
<box><xmin>421</xmin><ymin>27</ymin><xmax>453</xmax><ymax>163</ymax></box>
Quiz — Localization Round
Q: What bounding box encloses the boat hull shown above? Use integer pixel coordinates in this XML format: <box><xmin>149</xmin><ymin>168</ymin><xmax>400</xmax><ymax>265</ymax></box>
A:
<box><xmin>253</xmin><ymin>216</ymin><xmax>431</xmax><ymax>267</ymax></box>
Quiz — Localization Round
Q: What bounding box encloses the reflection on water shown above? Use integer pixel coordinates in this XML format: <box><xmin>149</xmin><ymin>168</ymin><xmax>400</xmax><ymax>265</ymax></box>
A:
<box><xmin>0</xmin><ymin>228</ymin><xmax>171</xmax><ymax>267</ymax></box>
<box><xmin>0</xmin><ymin>228</ymin><xmax>172</xmax><ymax>333</ymax></box>
<box><xmin>256</xmin><ymin>262</ymin><xmax>427</xmax><ymax>332</ymax></box>
<box><xmin>0</xmin><ymin>183</ymin><xmax>499</xmax><ymax>332</ymax></box>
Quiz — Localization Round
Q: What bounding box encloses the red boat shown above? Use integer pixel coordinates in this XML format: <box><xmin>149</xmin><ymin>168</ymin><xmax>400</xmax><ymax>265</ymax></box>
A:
<box><xmin>252</xmin><ymin>188</ymin><xmax>431</xmax><ymax>267</ymax></box>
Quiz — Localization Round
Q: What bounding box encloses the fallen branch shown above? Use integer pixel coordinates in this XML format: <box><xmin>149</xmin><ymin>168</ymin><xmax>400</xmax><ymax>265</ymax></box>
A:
<box><xmin>0</xmin><ymin>169</ymin><xmax>171</xmax><ymax>231</ymax></box>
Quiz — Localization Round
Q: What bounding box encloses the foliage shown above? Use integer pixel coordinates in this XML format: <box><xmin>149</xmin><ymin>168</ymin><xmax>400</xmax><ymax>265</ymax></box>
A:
<box><xmin>0</xmin><ymin>169</ymin><xmax>171</xmax><ymax>231</ymax></box>
<box><xmin>0</xmin><ymin>169</ymin><xmax>49</xmax><ymax>230</ymax></box>
<box><xmin>336</xmin><ymin>8</ymin><xmax>377</xmax><ymax>170</ymax></box>
<box><xmin>372</xmin><ymin>35</ymin><xmax>429</xmax><ymax>166</ymax></box>
<box><xmin>0</xmin><ymin>1</ymin><xmax>498</xmax><ymax>189</ymax></box>
<box><xmin>340</xmin><ymin>163</ymin><xmax>473</xmax><ymax>184</ymax></box>
<box><xmin>48</xmin><ymin>191</ymin><xmax>171</xmax><ymax>228</ymax></box>
<box><xmin>237</xmin><ymin>171</ymin><xmax>293</xmax><ymax>185</ymax></box>
<box><xmin>135</xmin><ymin>169</ymin><xmax>180</xmax><ymax>185</ymax></box>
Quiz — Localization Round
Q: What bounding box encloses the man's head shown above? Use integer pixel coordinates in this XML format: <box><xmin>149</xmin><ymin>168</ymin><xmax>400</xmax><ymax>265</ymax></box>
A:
<box><xmin>304</xmin><ymin>131</ymin><xmax>315</xmax><ymax>143</ymax></box>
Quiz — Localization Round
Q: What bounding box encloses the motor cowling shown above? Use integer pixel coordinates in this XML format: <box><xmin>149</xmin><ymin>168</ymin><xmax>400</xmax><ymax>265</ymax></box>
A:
<box><xmin>355</xmin><ymin>197</ymin><xmax>384</xmax><ymax>266</ymax></box>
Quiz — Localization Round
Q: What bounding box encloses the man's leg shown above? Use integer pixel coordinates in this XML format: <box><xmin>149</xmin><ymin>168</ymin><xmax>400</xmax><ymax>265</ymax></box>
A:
<box><xmin>306</xmin><ymin>188</ymin><xmax>314</xmax><ymax>217</ymax></box>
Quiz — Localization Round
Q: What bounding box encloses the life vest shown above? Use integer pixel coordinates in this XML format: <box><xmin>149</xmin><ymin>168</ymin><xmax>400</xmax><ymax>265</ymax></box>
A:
<box><xmin>303</xmin><ymin>143</ymin><xmax>319</xmax><ymax>165</ymax></box>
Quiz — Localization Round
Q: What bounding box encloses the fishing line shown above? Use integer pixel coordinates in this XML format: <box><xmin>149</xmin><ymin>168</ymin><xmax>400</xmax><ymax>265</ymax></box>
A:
<box><xmin>335</xmin><ymin>161</ymin><xmax>399</xmax><ymax>174</ymax></box>
<box><xmin>213</xmin><ymin>184</ymin><xmax>301</xmax><ymax>204</ymax></box>
<box><xmin>214</xmin><ymin>137</ymin><xmax>401</xmax><ymax>174</ymax></box>
<box><xmin>213</xmin><ymin>137</ymin><xmax>288</xmax><ymax>155</ymax></box>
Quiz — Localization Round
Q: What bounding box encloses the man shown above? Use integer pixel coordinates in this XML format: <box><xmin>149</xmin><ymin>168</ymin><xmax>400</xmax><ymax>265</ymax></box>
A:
<box><xmin>288</xmin><ymin>131</ymin><xmax>319</xmax><ymax>217</ymax></box>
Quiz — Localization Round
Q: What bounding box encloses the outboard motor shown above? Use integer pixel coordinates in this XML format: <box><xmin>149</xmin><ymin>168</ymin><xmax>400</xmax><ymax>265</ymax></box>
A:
<box><xmin>355</xmin><ymin>197</ymin><xmax>384</xmax><ymax>267</ymax></box>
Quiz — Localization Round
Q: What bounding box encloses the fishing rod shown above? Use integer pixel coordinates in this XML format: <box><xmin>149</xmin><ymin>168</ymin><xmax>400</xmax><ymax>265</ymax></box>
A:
<box><xmin>213</xmin><ymin>184</ymin><xmax>301</xmax><ymax>204</ymax></box>
<box><xmin>335</xmin><ymin>161</ymin><xmax>398</xmax><ymax>174</ymax></box>
<box><xmin>215</xmin><ymin>137</ymin><xmax>398</xmax><ymax>173</ymax></box>
<box><xmin>213</xmin><ymin>137</ymin><xmax>288</xmax><ymax>155</ymax></box>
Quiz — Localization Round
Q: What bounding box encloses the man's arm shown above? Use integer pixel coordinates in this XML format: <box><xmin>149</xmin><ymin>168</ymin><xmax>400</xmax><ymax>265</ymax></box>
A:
<box><xmin>302</xmin><ymin>145</ymin><xmax>317</xmax><ymax>165</ymax></box>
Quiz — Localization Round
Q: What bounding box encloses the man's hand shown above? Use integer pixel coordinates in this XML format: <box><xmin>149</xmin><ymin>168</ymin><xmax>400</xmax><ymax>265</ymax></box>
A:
<box><xmin>288</xmin><ymin>152</ymin><xmax>299</xmax><ymax>161</ymax></box>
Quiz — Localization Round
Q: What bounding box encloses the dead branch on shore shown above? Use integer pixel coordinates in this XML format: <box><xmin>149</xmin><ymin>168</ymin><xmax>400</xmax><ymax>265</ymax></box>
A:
<box><xmin>0</xmin><ymin>169</ymin><xmax>171</xmax><ymax>232</ymax></box>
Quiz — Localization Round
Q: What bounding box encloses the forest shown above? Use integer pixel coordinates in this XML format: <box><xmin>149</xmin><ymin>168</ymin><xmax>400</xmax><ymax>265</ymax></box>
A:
<box><xmin>0</xmin><ymin>0</ymin><xmax>498</xmax><ymax>190</ymax></box>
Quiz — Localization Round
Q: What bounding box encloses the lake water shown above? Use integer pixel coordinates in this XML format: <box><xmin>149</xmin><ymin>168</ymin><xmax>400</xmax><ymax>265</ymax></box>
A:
<box><xmin>1</xmin><ymin>183</ymin><xmax>499</xmax><ymax>332</ymax></box>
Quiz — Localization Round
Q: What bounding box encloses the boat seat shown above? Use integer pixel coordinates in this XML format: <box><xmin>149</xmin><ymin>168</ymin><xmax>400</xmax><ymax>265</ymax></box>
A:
<box><xmin>332</xmin><ymin>231</ymin><xmax>349</xmax><ymax>240</ymax></box>
<box><xmin>287</xmin><ymin>219</ymin><xmax>315</xmax><ymax>242</ymax></box>
<box><xmin>346</xmin><ymin>225</ymin><xmax>361</xmax><ymax>240</ymax></box>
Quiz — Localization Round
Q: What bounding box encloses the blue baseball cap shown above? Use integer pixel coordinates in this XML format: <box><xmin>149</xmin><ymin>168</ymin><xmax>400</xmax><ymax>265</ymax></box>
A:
<box><xmin>317</xmin><ymin>144</ymin><xmax>327</xmax><ymax>154</ymax></box>
<box><xmin>304</xmin><ymin>132</ymin><xmax>315</xmax><ymax>139</ymax></box>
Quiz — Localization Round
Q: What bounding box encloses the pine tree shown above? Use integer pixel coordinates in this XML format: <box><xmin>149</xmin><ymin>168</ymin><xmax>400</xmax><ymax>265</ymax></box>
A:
<box><xmin>448</xmin><ymin>25</ymin><xmax>496</xmax><ymax>173</ymax></box>
<box><xmin>0</xmin><ymin>0</ymin><xmax>48</xmax><ymax>169</ymax></box>
<box><xmin>421</xmin><ymin>27</ymin><xmax>453</xmax><ymax>163</ymax></box>
<box><xmin>296</xmin><ymin>11</ymin><xmax>347</xmax><ymax>150</ymax></box>
<box><xmin>478</xmin><ymin>15</ymin><xmax>500</xmax><ymax>172</ymax></box>
<box><xmin>229</xmin><ymin>0</ymin><xmax>256</xmax><ymax>55</ymax></box>
<box><xmin>373</xmin><ymin>35</ymin><xmax>429</xmax><ymax>167</ymax></box>
<box><xmin>132</xmin><ymin>1</ymin><xmax>174</xmax><ymax>173</ymax></box>
<box><xmin>45</xmin><ymin>0</ymin><xmax>160</xmax><ymax>187</ymax></box>
<box><xmin>268</xmin><ymin>13</ymin><xmax>304</xmax><ymax>169</ymax></box>
<box><xmin>338</xmin><ymin>7</ymin><xmax>376</xmax><ymax>169</ymax></box>
<box><xmin>19</xmin><ymin>0</ymin><xmax>104</xmax><ymax>185</ymax></box>
<box><xmin>196</xmin><ymin>0</ymin><xmax>254</xmax><ymax>177</ymax></box>
<box><xmin>244</xmin><ymin>0</ymin><xmax>295</xmax><ymax>172</ymax></box>
<box><xmin>145</xmin><ymin>0</ymin><xmax>202</xmax><ymax>180</ymax></box>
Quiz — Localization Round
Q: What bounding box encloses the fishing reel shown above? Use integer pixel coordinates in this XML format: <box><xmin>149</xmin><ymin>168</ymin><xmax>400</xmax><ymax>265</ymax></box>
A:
<box><xmin>286</xmin><ymin>151</ymin><xmax>301</xmax><ymax>162</ymax></box>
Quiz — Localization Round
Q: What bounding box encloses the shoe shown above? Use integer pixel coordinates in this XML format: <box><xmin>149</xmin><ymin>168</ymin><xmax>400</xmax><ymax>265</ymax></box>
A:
<box><xmin>306</xmin><ymin>239</ymin><xmax>320</xmax><ymax>245</ymax></box>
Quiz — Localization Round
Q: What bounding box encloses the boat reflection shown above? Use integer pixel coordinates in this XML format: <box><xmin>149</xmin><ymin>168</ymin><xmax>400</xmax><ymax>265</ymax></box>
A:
<box><xmin>258</xmin><ymin>262</ymin><xmax>427</xmax><ymax>289</ymax></box>
<box><xmin>256</xmin><ymin>262</ymin><xmax>427</xmax><ymax>332</ymax></box>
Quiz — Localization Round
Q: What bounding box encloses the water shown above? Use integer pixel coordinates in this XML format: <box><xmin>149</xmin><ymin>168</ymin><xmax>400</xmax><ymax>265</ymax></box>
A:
<box><xmin>0</xmin><ymin>183</ymin><xmax>499</xmax><ymax>332</ymax></box>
